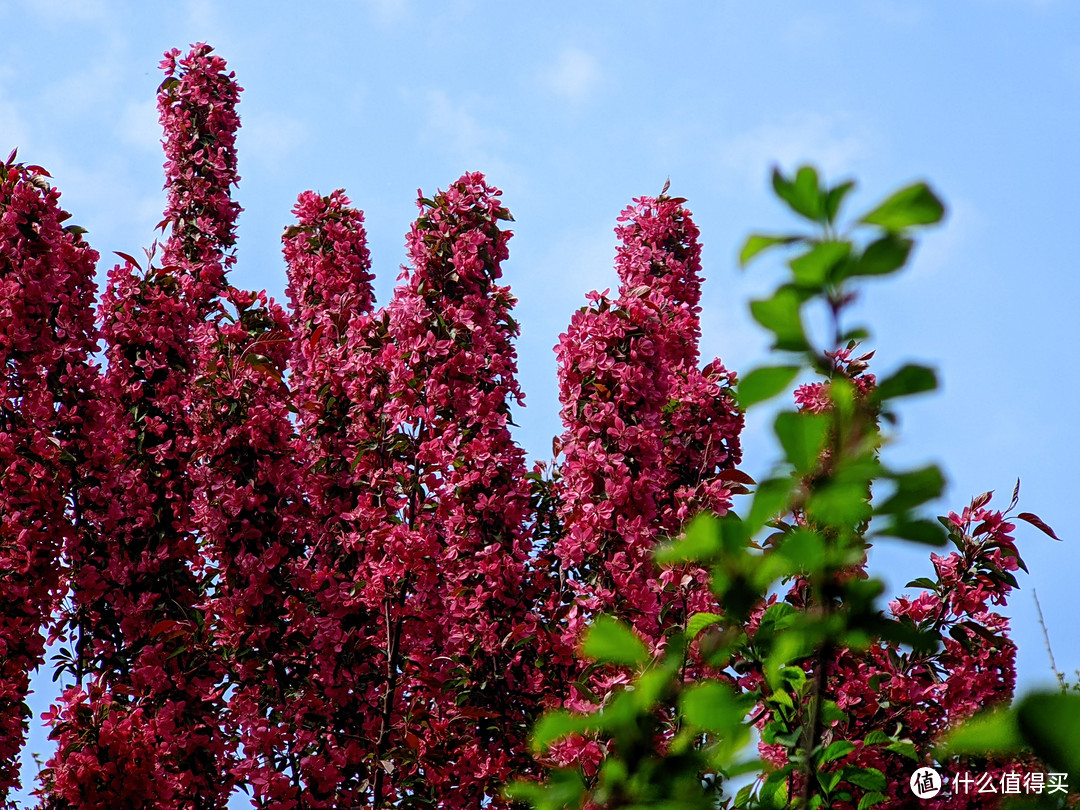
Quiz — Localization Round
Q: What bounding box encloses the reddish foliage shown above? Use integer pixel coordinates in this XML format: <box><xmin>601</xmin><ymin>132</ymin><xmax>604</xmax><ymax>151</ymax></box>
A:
<box><xmin>0</xmin><ymin>43</ymin><xmax>1034</xmax><ymax>810</ymax></box>
<box><xmin>551</xmin><ymin>194</ymin><xmax>742</xmax><ymax>727</ymax></box>
<box><xmin>0</xmin><ymin>155</ymin><xmax>98</xmax><ymax>798</ymax></box>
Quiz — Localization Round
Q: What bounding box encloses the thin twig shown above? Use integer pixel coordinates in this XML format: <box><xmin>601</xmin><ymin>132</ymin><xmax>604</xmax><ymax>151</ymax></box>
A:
<box><xmin>1033</xmin><ymin>589</ymin><xmax>1066</xmax><ymax>692</ymax></box>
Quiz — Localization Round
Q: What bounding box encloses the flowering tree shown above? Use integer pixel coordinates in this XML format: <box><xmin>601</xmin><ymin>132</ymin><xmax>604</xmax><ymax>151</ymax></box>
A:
<box><xmin>511</xmin><ymin>169</ymin><xmax>1067</xmax><ymax>810</ymax></box>
<box><xmin>0</xmin><ymin>44</ymin><xmax>1070</xmax><ymax>810</ymax></box>
<box><xmin>0</xmin><ymin>153</ymin><xmax>98</xmax><ymax>801</ymax></box>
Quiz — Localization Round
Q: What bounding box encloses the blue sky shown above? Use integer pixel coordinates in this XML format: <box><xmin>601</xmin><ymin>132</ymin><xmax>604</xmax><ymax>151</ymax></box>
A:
<box><xmin>3</xmin><ymin>0</ymin><xmax>1079</xmax><ymax>802</ymax></box>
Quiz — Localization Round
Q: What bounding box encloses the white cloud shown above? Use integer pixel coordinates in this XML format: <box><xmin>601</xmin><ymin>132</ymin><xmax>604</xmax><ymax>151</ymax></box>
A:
<box><xmin>184</xmin><ymin>0</ymin><xmax>220</xmax><ymax>30</ymax></box>
<box><xmin>364</xmin><ymin>0</ymin><xmax>411</xmax><ymax>25</ymax></box>
<box><xmin>0</xmin><ymin>81</ymin><xmax>30</xmax><ymax>154</ymax></box>
<box><xmin>542</xmin><ymin>47</ymin><xmax>601</xmax><ymax>104</ymax></box>
<box><xmin>118</xmin><ymin>98</ymin><xmax>161</xmax><ymax>152</ymax></box>
<box><xmin>239</xmin><ymin>109</ymin><xmax>308</xmax><ymax>169</ymax></box>
<box><xmin>911</xmin><ymin>196</ymin><xmax>979</xmax><ymax>279</ymax></box>
<box><xmin>20</xmin><ymin>0</ymin><xmax>110</xmax><ymax>23</ymax></box>
<box><xmin>714</xmin><ymin>112</ymin><xmax>871</xmax><ymax>190</ymax></box>
<box><xmin>424</xmin><ymin>89</ymin><xmax>498</xmax><ymax>159</ymax></box>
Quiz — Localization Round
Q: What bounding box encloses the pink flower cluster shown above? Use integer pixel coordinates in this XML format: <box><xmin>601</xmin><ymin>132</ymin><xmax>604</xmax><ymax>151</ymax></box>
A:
<box><xmin>553</xmin><ymin>194</ymin><xmax>743</xmax><ymax>668</ymax></box>
<box><xmin>0</xmin><ymin>42</ymin><xmax>1037</xmax><ymax>810</ymax></box>
<box><xmin>814</xmin><ymin>496</ymin><xmax>1022</xmax><ymax>809</ymax></box>
<box><xmin>0</xmin><ymin>154</ymin><xmax>98</xmax><ymax>797</ymax></box>
<box><xmin>40</xmin><ymin>45</ymin><xmax>244</xmax><ymax>807</ymax></box>
<box><xmin>158</xmin><ymin>43</ymin><xmax>242</xmax><ymax>315</ymax></box>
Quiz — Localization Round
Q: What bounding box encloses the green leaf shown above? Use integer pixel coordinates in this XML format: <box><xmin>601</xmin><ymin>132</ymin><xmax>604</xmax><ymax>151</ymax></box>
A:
<box><xmin>884</xmin><ymin>740</ymin><xmax>918</xmax><ymax>761</ymax></box>
<box><xmin>842</xmin><ymin>766</ymin><xmax>887</xmax><ymax>792</ymax></box>
<box><xmin>529</xmin><ymin>710</ymin><xmax>594</xmax><ymax>754</ymax></box>
<box><xmin>686</xmin><ymin>612</ymin><xmax>724</xmax><ymax>640</ymax></box>
<box><xmin>773</xmin><ymin>165</ymin><xmax>826</xmax><ymax>222</ymax></box>
<box><xmin>505</xmin><ymin>769</ymin><xmax>586</xmax><ymax>806</ymax></box>
<box><xmin>740</xmin><ymin>234</ymin><xmax>801</xmax><ymax>267</ymax></box>
<box><xmin>873</xmin><ymin>517</ymin><xmax>946</xmax><ymax>546</ymax></box>
<box><xmin>843</xmin><ymin>234</ymin><xmax>912</xmax><ymax>279</ymax></box>
<box><xmin>859</xmin><ymin>182</ymin><xmax>944</xmax><ymax>230</ymax></box>
<box><xmin>790</xmin><ymin>241</ymin><xmax>851</xmax><ymax>289</ymax></box>
<box><xmin>872</xmin><ymin>364</ymin><xmax>937</xmax><ymax>401</ymax></box>
<box><xmin>876</xmin><ymin>465</ymin><xmax>945</xmax><ymax>514</ymax></box>
<box><xmin>747</xmin><ymin>477</ymin><xmax>797</xmax><ymax>534</ymax></box>
<box><xmin>679</xmin><ymin>681</ymin><xmax>750</xmax><ymax>732</ymax></box>
<box><xmin>819</xmin><ymin>740</ymin><xmax>856</xmax><ymax>764</ymax></box>
<box><xmin>750</xmin><ymin>286</ymin><xmax>811</xmax><ymax>352</ymax></box>
<box><xmin>824</xmin><ymin>180</ymin><xmax>855</xmax><ymax>223</ymax></box>
<box><xmin>938</xmin><ymin>705</ymin><xmax>1023</xmax><ymax>757</ymax></box>
<box><xmin>1017</xmin><ymin>692</ymin><xmax>1080</xmax><ymax>776</ymax></box>
<box><xmin>806</xmin><ymin>481</ymin><xmax>873</xmax><ymax>528</ymax></box>
<box><xmin>862</xmin><ymin>730</ymin><xmax>891</xmax><ymax>746</ymax></box>
<box><xmin>581</xmin><ymin>616</ymin><xmax>649</xmax><ymax>667</ymax></box>
<box><xmin>777</xmin><ymin>527</ymin><xmax>827</xmax><ymax>573</ymax></box>
<box><xmin>905</xmin><ymin>577</ymin><xmax>938</xmax><ymax>591</ymax></box>
<box><xmin>757</xmin><ymin>602</ymin><xmax>798</xmax><ymax>637</ymax></box>
<box><xmin>775</xmin><ymin>411</ymin><xmax>829</xmax><ymax>474</ymax></box>
<box><xmin>738</xmin><ymin>365</ymin><xmax>801</xmax><ymax>408</ymax></box>
<box><xmin>857</xmin><ymin>791</ymin><xmax>888</xmax><ymax>810</ymax></box>
<box><xmin>655</xmin><ymin>512</ymin><xmax>721</xmax><ymax>565</ymax></box>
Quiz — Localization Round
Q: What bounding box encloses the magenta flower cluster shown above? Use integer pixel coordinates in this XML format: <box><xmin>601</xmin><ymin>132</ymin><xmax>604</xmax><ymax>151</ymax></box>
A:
<box><xmin>0</xmin><ymin>44</ymin><xmax>1025</xmax><ymax>810</ymax></box>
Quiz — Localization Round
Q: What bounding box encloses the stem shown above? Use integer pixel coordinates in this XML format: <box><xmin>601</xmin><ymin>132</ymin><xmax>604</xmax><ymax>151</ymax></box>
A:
<box><xmin>1034</xmin><ymin>589</ymin><xmax>1066</xmax><ymax>692</ymax></box>
<box><xmin>372</xmin><ymin>577</ymin><xmax>410</xmax><ymax>809</ymax></box>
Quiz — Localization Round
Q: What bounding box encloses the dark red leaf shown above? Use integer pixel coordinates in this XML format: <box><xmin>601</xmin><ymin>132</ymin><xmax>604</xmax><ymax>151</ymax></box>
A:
<box><xmin>717</xmin><ymin>468</ymin><xmax>757</xmax><ymax>486</ymax></box>
<box><xmin>114</xmin><ymin>250</ymin><xmax>142</xmax><ymax>271</ymax></box>
<box><xmin>149</xmin><ymin>620</ymin><xmax>178</xmax><ymax>637</ymax></box>
<box><xmin>1017</xmin><ymin>512</ymin><xmax>1061</xmax><ymax>541</ymax></box>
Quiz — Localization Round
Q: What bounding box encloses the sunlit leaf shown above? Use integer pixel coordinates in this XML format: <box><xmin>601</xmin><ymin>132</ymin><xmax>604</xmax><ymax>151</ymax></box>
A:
<box><xmin>859</xmin><ymin>182</ymin><xmax>944</xmax><ymax>230</ymax></box>
<box><xmin>581</xmin><ymin>616</ymin><xmax>649</xmax><ymax>667</ymax></box>
<box><xmin>737</xmin><ymin>365</ymin><xmax>800</xmax><ymax>408</ymax></box>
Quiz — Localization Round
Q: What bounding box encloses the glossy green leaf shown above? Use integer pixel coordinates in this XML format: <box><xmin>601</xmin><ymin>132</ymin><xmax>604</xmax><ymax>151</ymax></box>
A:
<box><xmin>775</xmin><ymin>411</ymin><xmax>829</xmax><ymax>474</ymax></box>
<box><xmin>873</xmin><ymin>517</ymin><xmax>946</xmax><ymax>546</ymax></box>
<box><xmin>505</xmin><ymin>769</ymin><xmax>586</xmax><ymax>806</ymax></box>
<box><xmin>790</xmin><ymin>241</ymin><xmax>851</xmax><ymax>288</ymax></box>
<box><xmin>939</xmin><ymin>705</ymin><xmax>1023</xmax><ymax>757</ymax></box>
<box><xmin>686</xmin><ymin>612</ymin><xmax>724</xmax><ymax>640</ymax></box>
<box><xmin>772</xmin><ymin>165</ymin><xmax>826</xmax><ymax>222</ymax></box>
<box><xmin>872</xmin><ymin>364</ymin><xmax>937</xmax><ymax>401</ymax></box>
<box><xmin>819</xmin><ymin>740</ymin><xmax>856</xmax><ymax>764</ymax></box>
<box><xmin>842</xmin><ymin>766</ymin><xmax>887</xmax><ymax>792</ymax></box>
<box><xmin>884</xmin><ymin>740</ymin><xmax>918</xmax><ymax>761</ymax></box>
<box><xmin>655</xmin><ymin>512</ymin><xmax>721</xmax><ymax>565</ymax></box>
<box><xmin>778</xmin><ymin>527</ymin><xmax>827</xmax><ymax>573</ymax></box>
<box><xmin>859</xmin><ymin>182</ymin><xmax>944</xmax><ymax>230</ymax></box>
<box><xmin>530</xmin><ymin>710</ymin><xmax>594</xmax><ymax>753</ymax></box>
<box><xmin>806</xmin><ymin>481</ymin><xmax>873</xmax><ymax>528</ymax></box>
<box><xmin>824</xmin><ymin>180</ymin><xmax>855</xmax><ymax>223</ymax></box>
<box><xmin>843</xmin><ymin>234</ymin><xmax>912</xmax><ymax>279</ymax></box>
<box><xmin>738</xmin><ymin>365</ymin><xmax>800</xmax><ymax>408</ymax></box>
<box><xmin>877</xmin><ymin>465</ymin><xmax>945</xmax><ymax>514</ymax></box>
<box><xmin>747</xmin><ymin>477</ymin><xmax>797</xmax><ymax>534</ymax></box>
<box><xmin>581</xmin><ymin>615</ymin><xmax>649</xmax><ymax>667</ymax></box>
<box><xmin>750</xmin><ymin>286</ymin><xmax>811</xmax><ymax>352</ymax></box>
<box><xmin>740</xmin><ymin>233</ymin><xmax>801</xmax><ymax>267</ymax></box>
<box><xmin>1017</xmin><ymin>692</ymin><xmax>1080</xmax><ymax>776</ymax></box>
<box><xmin>679</xmin><ymin>681</ymin><xmax>751</xmax><ymax>732</ymax></box>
